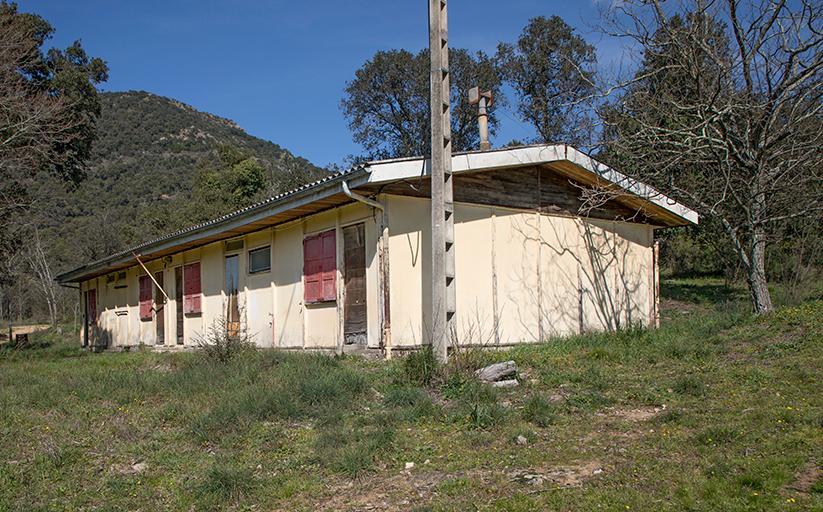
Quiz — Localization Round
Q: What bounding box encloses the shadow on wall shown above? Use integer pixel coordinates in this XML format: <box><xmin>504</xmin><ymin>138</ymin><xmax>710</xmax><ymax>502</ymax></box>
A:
<box><xmin>390</xmin><ymin>200</ymin><xmax>654</xmax><ymax>347</ymax></box>
<box><xmin>511</xmin><ymin>214</ymin><xmax>651</xmax><ymax>340</ymax></box>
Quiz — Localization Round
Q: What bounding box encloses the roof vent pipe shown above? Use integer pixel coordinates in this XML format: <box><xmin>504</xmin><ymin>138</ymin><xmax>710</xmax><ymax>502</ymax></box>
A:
<box><xmin>469</xmin><ymin>86</ymin><xmax>493</xmax><ymax>151</ymax></box>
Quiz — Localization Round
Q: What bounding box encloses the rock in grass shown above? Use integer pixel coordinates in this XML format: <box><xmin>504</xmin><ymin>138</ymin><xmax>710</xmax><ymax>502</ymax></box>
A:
<box><xmin>516</xmin><ymin>435</ymin><xmax>528</xmax><ymax>445</ymax></box>
<box><xmin>475</xmin><ymin>361</ymin><xmax>517</xmax><ymax>382</ymax></box>
<box><xmin>491</xmin><ymin>379</ymin><xmax>519</xmax><ymax>388</ymax></box>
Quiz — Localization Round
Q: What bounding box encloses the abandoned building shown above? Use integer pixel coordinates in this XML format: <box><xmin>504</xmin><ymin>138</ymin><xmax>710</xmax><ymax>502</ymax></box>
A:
<box><xmin>56</xmin><ymin>145</ymin><xmax>698</xmax><ymax>354</ymax></box>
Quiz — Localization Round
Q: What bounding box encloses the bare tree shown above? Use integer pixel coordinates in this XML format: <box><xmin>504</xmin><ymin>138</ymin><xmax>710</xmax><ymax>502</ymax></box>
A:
<box><xmin>0</xmin><ymin>3</ymin><xmax>106</xmax><ymax>322</ymax></box>
<box><xmin>599</xmin><ymin>0</ymin><xmax>822</xmax><ymax>314</ymax></box>
<box><xmin>24</xmin><ymin>228</ymin><xmax>58</xmax><ymax>325</ymax></box>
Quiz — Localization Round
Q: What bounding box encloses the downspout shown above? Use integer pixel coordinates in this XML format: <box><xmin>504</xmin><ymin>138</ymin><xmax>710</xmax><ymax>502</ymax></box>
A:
<box><xmin>342</xmin><ymin>181</ymin><xmax>383</xmax><ymax>211</ymax></box>
<box><xmin>341</xmin><ymin>181</ymin><xmax>392</xmax><ymax>360</ymax></box>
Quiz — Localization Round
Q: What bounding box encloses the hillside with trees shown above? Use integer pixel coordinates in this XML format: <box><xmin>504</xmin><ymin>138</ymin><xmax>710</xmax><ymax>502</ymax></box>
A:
<box><xmin>6</xmin><ymin>91</ymin><xmax>326</xmax><ymax>322</ymax></box>
<box><xmin>41</xmin><ymin>91</ymin><xmax>325</xmax><ymax>258</ymax></box>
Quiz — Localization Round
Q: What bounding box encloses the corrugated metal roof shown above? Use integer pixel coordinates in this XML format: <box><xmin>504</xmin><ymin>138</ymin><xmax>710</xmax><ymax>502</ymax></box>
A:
<box><xmin>56</xmin><ymin>163</ymin><xmax>369</xmax><ymax>283</ymax></box>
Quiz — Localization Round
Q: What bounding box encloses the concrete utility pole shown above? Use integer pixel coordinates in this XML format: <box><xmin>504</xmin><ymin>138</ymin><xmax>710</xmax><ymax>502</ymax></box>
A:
<box><xmin>429</xmin><ymin>0</ymin><xmax>455</xmax><ymax>363</ymax></box>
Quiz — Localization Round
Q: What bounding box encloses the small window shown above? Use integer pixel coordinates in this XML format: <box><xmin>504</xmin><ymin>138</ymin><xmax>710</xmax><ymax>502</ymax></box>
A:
<box><xmin>225</xmin><ymin>239</ymin><xmax>244</xmax><ymax>253</ymax></box>
<box><xmin>248</xmin><ymin>246</ymin><xmax>271</xmax><ymax>274</ymax></box>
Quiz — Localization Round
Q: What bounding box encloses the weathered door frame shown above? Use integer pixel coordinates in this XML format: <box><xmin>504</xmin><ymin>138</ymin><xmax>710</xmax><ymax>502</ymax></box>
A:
<box><xmin>342</xmin><ymin>222</ymin><xmax>367</xmax><ymax>345</ymax></box>
<box><xmin>154</xmin><ymin>271</ymin><xmax>165</xmax><ymax>344</ymax></box>
<box><xmin>174</xmin><ymin>265</ymin><xmax>184</xmax><ymax>345</ymax></box>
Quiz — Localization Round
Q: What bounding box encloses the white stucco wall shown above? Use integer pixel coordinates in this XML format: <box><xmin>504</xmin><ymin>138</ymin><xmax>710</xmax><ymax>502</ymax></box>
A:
<box><xmin>386</xmin><ymin>194</ymin><xmax>656</xmax><ymax>348</ymax></box>
<box><xmin>81</xmin><ymin>201</ymin><xmax>379</xmax><ymax>351</ymax></box>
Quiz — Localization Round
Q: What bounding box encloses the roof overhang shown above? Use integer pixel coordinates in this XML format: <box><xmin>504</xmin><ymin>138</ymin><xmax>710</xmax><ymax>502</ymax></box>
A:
<box><xmin>56</xmin><ymin>144</ymin><xmax>697</xmax><ymax>284</ymax></box>
<box><xmin>366</xmin><ymin>144</ymin><xmax>698</xmax><ymax>226</ymax></box>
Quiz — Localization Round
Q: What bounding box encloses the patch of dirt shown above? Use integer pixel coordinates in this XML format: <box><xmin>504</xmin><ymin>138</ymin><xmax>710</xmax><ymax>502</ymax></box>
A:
<box><xmin>314</xmin><ymin>459</ymin><xmax>604</xmax><ymax>511</ymax></box>
<box><xmin>547</xmin><ymin>384</ymin><xmax>573</xmax><ymax>403</ymax></box>
<box><xmin>599</xmin><ymin>405</ymin><xmax>666</xmax><ymax>422</ymax></box>
<box><xmin>661</xmin><ymin>298</ymin><xmax>707</xmax><ymax>316</ymax></box>
<box><xmin>0</xmin><ymin>324</ymin><xmax>49</xmax><ymax>343</ymax></box>
<box><xmin>510</xmin><ymin>460</ymin><xmax>604</xmax><ymax>488</ymax></box>
<box><xmin>111</xmin><ymin>461</ymin><xmax>148</xmax><ymax>476</ymax></box>
<box><xmin>785</xmin><ymin>462</ymin><xmax>821</xmax><ymax>494</ymax></box>
<box><xmin>316</xmin><ymin>468</ymin><xmax>460</xmax><ymax>511</ymax></box>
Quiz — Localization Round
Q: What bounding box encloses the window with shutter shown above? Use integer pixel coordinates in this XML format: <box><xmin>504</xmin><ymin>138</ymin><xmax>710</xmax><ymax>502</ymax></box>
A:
<box><xmin>183</xmin><ymin>262</ymin><xmax>201</xmax><ymax>314</ymax></box>
<box><xmin>304</xmin><ymin>229</ymin><xmax>336</xmax><ymax>303</ymax></box>
<box><xmin>139</xmin><ymin>275</ymin><xmax>152</xmax><ymax>320</ymax></box>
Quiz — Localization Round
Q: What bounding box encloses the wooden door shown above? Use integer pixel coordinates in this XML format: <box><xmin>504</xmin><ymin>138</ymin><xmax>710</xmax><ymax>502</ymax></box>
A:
<box><xmin>86</xmin><ymin>289</ymin><xmax>97</xmax><ymax>347</ymax></box>
<box><xmin>154</xmin><ymin>271</ymin><xmax>165</xmax><ymax>344</ymax></box>
<box><xmin>343</xmin><ymin>223</ymin><xmax>367</xmax><ymax>344</ymax></box>
<box><xmin>175</xmin><ymin>267</ymin><xmax>184</xmax><ymax>344</ymax></box>
<box><xmin>225</xmin><ymin>255</ymin><xmax>240</xmax><ymax>337</ymax></box>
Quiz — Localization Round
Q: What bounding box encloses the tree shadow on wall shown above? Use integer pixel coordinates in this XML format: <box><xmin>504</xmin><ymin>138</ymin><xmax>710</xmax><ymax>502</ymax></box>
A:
<box><xmin>512</xmin><ymin>214</ymin><xmax>650</xmax><ymax>338</ymax></box>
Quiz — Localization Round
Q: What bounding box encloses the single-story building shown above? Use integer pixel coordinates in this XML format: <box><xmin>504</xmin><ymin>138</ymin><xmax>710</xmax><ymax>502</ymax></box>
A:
<box><xmin>56</xmin><ymin>144</ymin><xmax>697</xmax><ymax>354</ymax></box>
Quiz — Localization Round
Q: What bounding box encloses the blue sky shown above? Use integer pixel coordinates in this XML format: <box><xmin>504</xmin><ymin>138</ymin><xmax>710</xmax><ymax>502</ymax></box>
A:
<box><xmin>20</xmin><ymin>1</ymin><xmax>623</xmax><ymax>167</ymax></box>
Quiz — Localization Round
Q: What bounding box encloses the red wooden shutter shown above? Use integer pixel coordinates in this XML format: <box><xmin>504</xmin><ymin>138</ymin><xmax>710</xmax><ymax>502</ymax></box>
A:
<box><xmin>304</xmin><ymin>229</ymin><xmax>336</xmax><ymax>302</ymax></box>
<box><xmin>139</xmin><ymin>275</ymin><xmax>152</xmax><ymax>320</ymax></box>
<box><xmin>183</xmin><ymin>262</ymin><xmax>201</xmax><ymax>314</ymax></box>
<box><xmin>303</xmin><ymin>234</ymin><xmax>322</xmax><ymax>302</ymax></box>
<box><xmin>320</xmin><ymin>230</ymin><xmax>336</xmax><ymax>301</ymax></box>
<box><xmin>87</xmin><ymin>289</ymin><xmax>97</xmax><ymax>325</ymax></box>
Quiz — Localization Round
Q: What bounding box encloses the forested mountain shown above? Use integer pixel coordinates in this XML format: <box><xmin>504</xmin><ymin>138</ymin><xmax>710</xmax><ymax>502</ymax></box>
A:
<box><xmin>35</xmin><ymin>91</ymin><xmax>326</xmax><ymax>272</ymax></box>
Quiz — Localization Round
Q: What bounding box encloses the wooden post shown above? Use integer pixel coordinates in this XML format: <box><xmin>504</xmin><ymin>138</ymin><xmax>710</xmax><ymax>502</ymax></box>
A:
<box><xmin>653</xmin><ymin>240</ymin><xmax>660</xmax><ymax>328</ymax></box>
<box><xmin>335</xmin><ymin>211</ymin><xmax>344</xmax><ymax>356</ymax></box>
<box><xmin>429</xmin><ymin>0</ymin><xmax>455</xmax><ymax>363</ymax></box>
<box><xmin>378</xmin><ymin>197</ymin><xmax>393</xmax><ymax>359</ymax></box>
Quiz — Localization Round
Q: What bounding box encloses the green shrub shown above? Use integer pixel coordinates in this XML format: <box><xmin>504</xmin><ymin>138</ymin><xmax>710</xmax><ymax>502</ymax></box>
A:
<box><xmin>194</xmin><ymin>315</ymin><xmax>255</xmax><ymax>363</ymax></box>
<box><xmin>402</xmin><ymin>346</ymin><xmax>438</xmax><ymax>386</ymax></box>
<box><xmin>576</xmin><ymin>366</ymin><xmax>611</xmax><ymax>391</ymax></box>
<box><xmin>297</xmin><ymin>368</ymin><xmax>367</xmax><ymax>406</ymax></box>
<box><xmin>522</xmin><ymin>394</ymin><xmax>556</xmax><ymax>427</ymax></box>
<box><xmin>450</xmin><ymin>380</ymin><xmax>506</xmax><ymax>429</ymax></box>
<box><xmin>383</xmin><ymin>385</ymin><xmax>439</xmax><ymax>421</ymax></box>
<box><xmin>191</xmin><ymin>352</ymin><xmax>369</xmax><ymax>439</ymax></box>
<box><xmin>441</xmin><ymin>371</ymin><xmax>470</xmax><ymax>400</ymax></box>
<box><xmin>655</xmin><ymin>408</ymin><xmax>685</xmax><ymax>425</ymax></box>
<box><xmin>564</xmin><ymin>389</ymin><xmax>612</xmax><ymax>412</ymax></box>
<box><xmin>196</xmin><ymin>461</ymin><xmax>255</xmax><ymax>501</ymax></box>
<box><xmin>314</xmin><ymin>420</ymin><xmax>396</xmax><ymax>477</ymax></box>
<box><xmin>695</xmin><ymin>426</ymin><xmax>738</xmax><ymax>446</ymax></box>
<box><xmin>673</xmin><ymin>375</ymin><xmax>706</xmax><ymax>396</ymax></box>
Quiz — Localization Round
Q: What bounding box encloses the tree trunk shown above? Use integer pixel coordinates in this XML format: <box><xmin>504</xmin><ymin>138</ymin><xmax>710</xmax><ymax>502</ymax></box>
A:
<box><xmin>746</xmin><ymin>228</ymin><xmax>773</xmax><ymax>314</ymax></box>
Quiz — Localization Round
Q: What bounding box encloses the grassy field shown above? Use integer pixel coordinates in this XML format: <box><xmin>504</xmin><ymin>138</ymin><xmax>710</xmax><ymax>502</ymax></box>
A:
<box><xmin>1</xmin><ymin>278</ymin><xmax>821</xmax><ymax>511</ymax></box>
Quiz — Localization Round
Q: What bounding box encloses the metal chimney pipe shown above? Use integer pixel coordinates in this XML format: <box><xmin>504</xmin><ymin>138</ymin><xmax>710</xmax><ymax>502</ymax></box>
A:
<box><xmin>477</xmin><ymin>95</ymin><xmax>490</xmax><ymax>151</ymax></box>
<box><xmin>469</xmin><ymin>86</ymin><xmax>493</xmax><ymax>151</ymax></box>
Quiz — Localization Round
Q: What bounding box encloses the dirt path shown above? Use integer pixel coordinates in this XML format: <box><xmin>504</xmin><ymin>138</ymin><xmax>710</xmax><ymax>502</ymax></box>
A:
<box><xmin>0</xmin><ymin>324</ymin><xmax>49</xmax><ymax>342</ymax></box>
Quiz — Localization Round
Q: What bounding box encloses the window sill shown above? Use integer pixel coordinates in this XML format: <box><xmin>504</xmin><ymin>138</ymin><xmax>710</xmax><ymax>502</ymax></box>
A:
<box><xmin>305</xmin><ymin>299</ymin><xmax>337</xmax><ymax>306</ymax></box>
